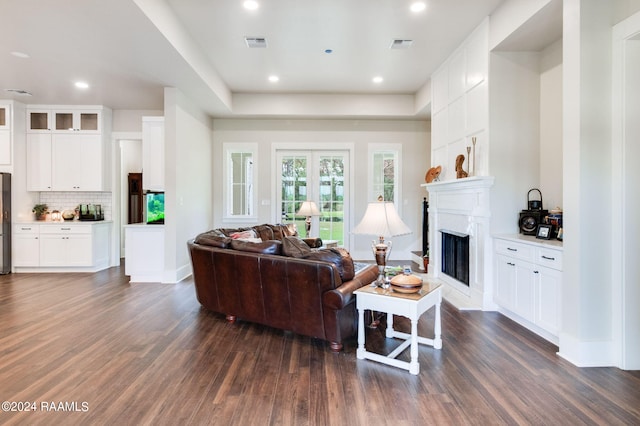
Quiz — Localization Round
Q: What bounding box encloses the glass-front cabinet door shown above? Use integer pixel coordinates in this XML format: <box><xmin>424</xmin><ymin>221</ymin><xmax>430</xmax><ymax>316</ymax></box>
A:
<box><xmin>27</xmin><ymin>110</ymin><xmax>51</xmax><ymax>132</ymax></box>
<box><xmin>0</xmin><ymin>104</ymin><xmax>10</xmax><ymax>130</ymax></box>
<box><xmin>54</xmin><ymin>110</ymin><xmax>100</xmax><ymax>133</ymax></box>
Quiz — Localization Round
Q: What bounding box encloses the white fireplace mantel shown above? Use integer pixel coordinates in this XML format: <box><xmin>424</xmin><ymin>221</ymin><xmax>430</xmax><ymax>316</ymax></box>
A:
<box><xmin>421</xmin><ymin>176</ymin><xmax>495</xmax><ymax>310</ymax></box>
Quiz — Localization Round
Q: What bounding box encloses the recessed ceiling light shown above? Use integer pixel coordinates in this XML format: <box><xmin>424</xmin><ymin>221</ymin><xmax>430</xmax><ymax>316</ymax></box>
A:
<box><xmin>75</xmin><ymin>81</ymin><xmax>89</xmax><ymax>89</ymax></box>
<box><xmin>268</xmin><ymin>75</ymin><xmax>279</xmax><ymax>83</ymax></box>
<box><xmin>372</xmin><ymin>76</ymin><xmax>384</xmax><ymax>84</ymax></box>
<box><xmin>10</xmin><ymin>51</ymin><xmax>30</xmax><ymax>59</ymax></box>
<box><xmin>410</xmin><ymin>2</ymin><xmax>427</xmax><ymax>13</ymax></box>
<box><xmin>243</xmin><ymin>1</ymin><xmax>259</xmax><ymax>10</ymax></box>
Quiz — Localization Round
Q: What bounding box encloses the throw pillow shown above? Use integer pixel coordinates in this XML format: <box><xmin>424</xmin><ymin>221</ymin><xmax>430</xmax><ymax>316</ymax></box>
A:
<box><xmin>230</xmin><ymin>239</ymin><xmax>283</xmax><ymax>255</ymax></box>
<box><xmin>302</xmin><ymin>247</ymin><xmax>355</xmax><ymax>281</ymax></box>
<box><xmin>282</xmin><ymin>236</ymin><xmax>312</xmax><ymax>258</ymax></box>
<box><xmin>194</xmin><ymin>232</ymin><xmax>231</xmax><ymax>248</ymax></box>
<box><xmin>230</xmin><ymin>229</ymin><xmax>259</xmax><ymax>242</ymax></box>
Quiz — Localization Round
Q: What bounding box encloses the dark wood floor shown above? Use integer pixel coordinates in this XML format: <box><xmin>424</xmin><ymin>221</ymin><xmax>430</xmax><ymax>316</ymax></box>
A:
<box><xmin>1</xmin><ymin>265</ymin><xmax>639</xmax><ymax>425</ymax></box>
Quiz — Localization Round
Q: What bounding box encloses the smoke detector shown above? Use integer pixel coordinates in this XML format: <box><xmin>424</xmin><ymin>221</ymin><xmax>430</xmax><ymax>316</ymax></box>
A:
<box><xmin>390</xmin><ymin>39</ymin><xmax>413</xmax><ymax>49</ymax></box>
<box><xmin>245</xmin><ymin>37</ymin><xmax>267</xmax><ymax>48</ymax></box>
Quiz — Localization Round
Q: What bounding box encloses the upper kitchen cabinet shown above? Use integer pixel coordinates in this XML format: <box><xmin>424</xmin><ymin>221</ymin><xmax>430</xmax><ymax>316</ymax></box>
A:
<box><xmin>142</xmin><ymin>116</ymin><xmax>164</xmax><ymax>191</ymax></box>
<box><xmin>26</xmin><ymin>105</ymin><xmax>112</xmax><ymax>191</ymax></box>
<box><xmin>27</xmin><ymin>106</ymin><xmax>102</xmax><ymax>133</ymax></box>
<box><xmin>0</xmin><ymin>102</ymin><xmax>11</xmax><ymax>165</ymax></box>
<box><xmin>0</xmin><ymin>103</ymin><xmax>10</xmax><ymax>130</ymax></box>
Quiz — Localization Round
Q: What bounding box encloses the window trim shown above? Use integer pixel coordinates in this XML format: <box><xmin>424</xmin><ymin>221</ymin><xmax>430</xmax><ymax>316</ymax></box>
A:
<box><xmin>368</xmin><ymin>143</ymin><xmax>402</xmax><ymax>210</ymax></box>
<box><xmin>223</xmin><ymin>142</ymin><xmax>258</xmax><ymax>223</ymax></box>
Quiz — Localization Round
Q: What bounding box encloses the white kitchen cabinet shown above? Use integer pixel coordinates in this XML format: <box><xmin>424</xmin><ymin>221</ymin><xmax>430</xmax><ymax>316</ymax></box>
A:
<box><xmin>52</xmin><ymin>133</ymin><xmax>103</xmax><ymax>191</ymax></box>
<box><xmin>13</xmin><ymin>222</ymin><xmax>111</xmax><ymax>272</ymax></box>
<box><xmin>26</xmin><ymin>105</ymin><xmax>111</xmax><ymax>191</ymax></box>
<box><xmin>13</xmin><ymin>225</ymin><xmax>40</xmax><ymax>267</ymax></box>
<box><xmin>142</xmin><ymin>116</ymin><xmax>164</xmax><ymax>191</ymax></box>
<box><xmin>493</xmin><ymin>235</ymin><xmax>563</xmax><ymax>343</ymax></box>
<box><xmin>0</xmin><ymin>104</ymin><xmax>10</xmax><ymax>130</ymax></box>
<box><xmin>27</xmin><ymin>109</ymin><xmax>52</xmax><ymax>132</ymax></box>
<box><xmin>0</xmin><ymin>103</ymin><xmax>12</xmax><ymax>164</ymax></box>
<box><xmin>26</xmin><ymin>133</ymin><xmax>52</xmax><ymax>191</ymax></box>
<box><xmin>53</xmin><ymin>109</ymin><xmax>101</xmax><ymax>133</ymax></box>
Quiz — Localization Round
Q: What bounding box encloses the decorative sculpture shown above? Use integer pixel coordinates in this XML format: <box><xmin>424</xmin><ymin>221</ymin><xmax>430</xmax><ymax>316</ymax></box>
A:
<box><xmin>455</xmin><ymin>155</ymin><xmax>468</xmax><ymax>179</ymax></box>
<box><xmin>425</xmin><ymin>165</ymin><xmax>441</xmax><ymax>183</ymax></box>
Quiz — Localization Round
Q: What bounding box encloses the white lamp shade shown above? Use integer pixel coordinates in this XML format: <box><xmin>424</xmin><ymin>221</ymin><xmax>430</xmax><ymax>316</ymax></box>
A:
<box><xmin>352</xmin><ymin>201</ymin><xmax>412</xmax><ymax>237</ymax></box>
<box><xmin>297</xmin><ymin>201</ymin><xmax>320</xmax><ymax>216</ymax></box>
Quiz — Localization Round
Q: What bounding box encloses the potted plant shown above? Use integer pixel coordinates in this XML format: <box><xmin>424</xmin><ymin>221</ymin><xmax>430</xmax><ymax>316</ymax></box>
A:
<box><xmin>32</xmin><ymin>203</ymin><xmax>48</xmax><ymax>221</ymax></box>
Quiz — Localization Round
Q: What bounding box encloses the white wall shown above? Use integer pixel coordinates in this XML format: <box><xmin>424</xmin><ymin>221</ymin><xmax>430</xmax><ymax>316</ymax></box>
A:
<box><xmin>560</xmin><ymin>0</ymin><xmax>614</xmax><ymax>367</ymax></box>
<box><xmin>211</xmin><ymin>119</ymin><xmax>430</xmax><ymax>261</ymax></box>
<box><xmin>539</xmin><ymin>39</ymin><xmax>563</xmax><ymax>211</ymax></box>
<box><xmin>113</xmin><ymin>109</ymin><xmax>163</xmax><ymax>132</ymax></box>
<box><xmin>163</xmin><ymin>87</ymin><xmax>213</xmax><ymax>283</ymax></box>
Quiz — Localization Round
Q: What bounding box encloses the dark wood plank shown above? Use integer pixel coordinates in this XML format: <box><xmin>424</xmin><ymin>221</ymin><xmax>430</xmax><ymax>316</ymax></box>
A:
<box><xmin>0</xmin><ymin>265</ymin><xmax>639</xmax><ymax>425</ymax></box>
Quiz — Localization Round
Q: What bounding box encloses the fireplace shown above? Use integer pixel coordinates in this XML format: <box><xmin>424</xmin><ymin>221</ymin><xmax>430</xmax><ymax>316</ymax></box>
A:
<box><xmin>440</xmin><ymin>229</ymin><xmax>470</xmax><ymax>286</ymax></box>
<box><xmin>421</xmin><ymin>176</ymin><xmax>495</xmax><ymax>310</ymax></box>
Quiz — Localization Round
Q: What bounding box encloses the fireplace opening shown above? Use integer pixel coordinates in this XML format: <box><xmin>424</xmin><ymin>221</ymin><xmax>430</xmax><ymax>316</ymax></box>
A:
<box><xmin>440</xmin><ymin>229</ymin><xmax>470</xmax><ymax>286</ymax></box>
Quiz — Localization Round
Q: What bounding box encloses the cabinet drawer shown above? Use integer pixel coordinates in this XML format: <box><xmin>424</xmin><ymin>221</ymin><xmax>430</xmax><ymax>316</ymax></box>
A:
<box><xmin>537</xmin><ymin>247</ymin><xmax>563</xmax><ymax>271</ymax></box>
<box><xmin>14</xmin><ymin>225</ymin><xmax>39</xmax><ymax>234</ymax></box>
<box><xmin>494</xmin><ymin>239</ymin><xmax>535</xmax><ymax>261</ymax></box>
<box><xmin>39</xmin><ymin>224</ymin><xmax>92</xmax><ymax>234</ymax></box>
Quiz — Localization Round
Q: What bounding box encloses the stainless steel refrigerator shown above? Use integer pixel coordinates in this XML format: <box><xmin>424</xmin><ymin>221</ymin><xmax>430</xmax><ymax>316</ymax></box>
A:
<box><xmin>0</xmin><ymin>173</ymin><xmax>10</xmax><ymax>274</ymax></box>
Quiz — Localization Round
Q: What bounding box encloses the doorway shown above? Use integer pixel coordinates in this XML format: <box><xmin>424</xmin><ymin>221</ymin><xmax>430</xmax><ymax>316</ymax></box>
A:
<box><xmin>276</xmin><ymin>150</ymin><xmax>348</xmax><ymax>245</ymax></box>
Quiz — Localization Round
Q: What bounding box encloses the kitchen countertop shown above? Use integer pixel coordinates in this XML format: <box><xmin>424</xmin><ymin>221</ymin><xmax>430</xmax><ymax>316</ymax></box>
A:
<box><xmin>493</xmin><ymin>233</ymin><xmax>563</xmax><ymax>249</ymax></box>
<box><xmin>16</xmin><ymin>220</ymin><xmax>112</xmax><ymax>225</ymax></box>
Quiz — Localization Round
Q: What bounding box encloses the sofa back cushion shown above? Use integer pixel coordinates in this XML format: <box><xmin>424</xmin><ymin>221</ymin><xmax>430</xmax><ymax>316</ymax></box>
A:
<box><xmin>230</xmin><ymin>239</ymin><xmax>283</xmax><ymax>255</ymax></box>
<box><xmin>282</xmin><ymin>236</ymin><xmax>313</xmax><ymax>258</ymax></box>
<box><xmin>302</xmin><ymin>247</ymin><xmax>355</xmax><ymax>281</ymax></box>
<box><xmin>194</xmin><ymin>232</ymin><xmax>231</xmax><ymax>248</ymax></box>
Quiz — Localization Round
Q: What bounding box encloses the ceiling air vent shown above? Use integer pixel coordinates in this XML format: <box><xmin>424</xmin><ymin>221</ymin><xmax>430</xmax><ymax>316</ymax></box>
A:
<box><xmin>245</xmin><ymin>37</ymin><xmax>267</xmax><ymax>48</ymax></box>
<box><xmin>390</xmin><ymin>39</ymin><xmax>413</xmax><ymax>49</ymax></box>
<box><xmin>4</xmin><ymin>89</ymin><xmax>32</xmax><ymax>96</ymax></box>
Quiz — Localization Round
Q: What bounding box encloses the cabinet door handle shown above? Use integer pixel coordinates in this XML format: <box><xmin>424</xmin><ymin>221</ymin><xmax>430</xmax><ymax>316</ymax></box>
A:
<box><xmin>541</xmin><ymin>255</ymin><xmax>555</xmax><ymax>261</ymax></box>
<box><xmin>21</xmin><ymin>227</ymin><xmax>31</xmax><ymax>231</ymax></box>
<box><xmin>507</xmin><ymin>262</ymin><xmax>515</xmax><ymax>266</ymax></box>
<box><xmin>534</xmin><ymin>270</ymin><xmax>539</xmax><ymax>274</ymax></box>
<box><xmin>507</xmin><ymin>247</ymin><xmax>517</xmax><ymax>251</ymax></box>
<box><xmin>61</xmin><ymin>228</ymin><xmax>71</xmax><ymax>231</ymax></box>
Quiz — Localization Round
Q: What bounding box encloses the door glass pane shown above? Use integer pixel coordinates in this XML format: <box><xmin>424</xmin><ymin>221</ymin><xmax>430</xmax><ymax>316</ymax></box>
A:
<box><xmin>55</xmin><ymin>113</ymin><xmax>73</xmax><ymax>130</ymax></box>
<box><xmin>280</xmin><ymin>155</ymin><xmax>307</xmax><ymax>233</ymax></box>
<box><xmin>372</xmin><ymin>152</ymin><xmax>395</xmax><ymax>202</ymax></box>
<box><xmin>80</xmin><ymin>113</ymin><xmax>98</xmax><ymax>131</ymax></box>
<box><xmin>0</xmin><ymin>108</ymin><xmax>5</xmax><ymax>126</ymax></box>
<box><xmin>318</xmin><ymin>155</ymin><xmax>344</xmax><ymax>245</ymax></box>
<box><xmin>230</xmin><ymin>152</ymin><xmax>253</xmax><ymax>216</ymax></box>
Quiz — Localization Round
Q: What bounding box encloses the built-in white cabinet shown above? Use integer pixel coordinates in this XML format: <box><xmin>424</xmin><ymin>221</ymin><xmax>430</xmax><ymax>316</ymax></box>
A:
<box><xmin>124</xmin><ymin>223</ymin><xmax>165</xmax><ymax>282</ymax></box>
<box><xmin>0</xmin><ymin>103</ymin><xmax>12</xmax><ymax>165</ymax></box>
<box><xmin>26</xmin><ymin>105</ymin><xmax>111</xmax><ymax>191</ymax></box>
<box><xmin>13</xmin><ymin>225</ymin><xmax>40</xmax><ymax>267</ymax></box>
<box><xmin>13</xmin><ymin>222</ymin><xmax>111</xmax><ymax>272</ymax></box>
<box><xmin>142</xmin><ymin>116</ymin><xmax>164</xmax><ymax>191</ymax></box>
<box><xmin>493</xmin><ymin>235</ymin><xmax>563</xmax><ymax>343</ymax></box>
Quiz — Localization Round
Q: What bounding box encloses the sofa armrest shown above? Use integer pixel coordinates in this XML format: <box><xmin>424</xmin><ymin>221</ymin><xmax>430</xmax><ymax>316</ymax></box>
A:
<box><xmin>302</xmin><ymin>237</ymin><xmax>323</xmax><ymax>248</ymax></box>
<box><xmin>322</xmin><ymin>264</ymin><xmax>378</xmax><ymax>310</ymax></box>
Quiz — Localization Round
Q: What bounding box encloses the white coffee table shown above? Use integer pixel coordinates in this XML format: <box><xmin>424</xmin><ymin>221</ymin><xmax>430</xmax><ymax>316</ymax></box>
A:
<box><xmin>355</xmin><ymin>280</ymin><xmax>442</xmax><ymax>375</ymax></box>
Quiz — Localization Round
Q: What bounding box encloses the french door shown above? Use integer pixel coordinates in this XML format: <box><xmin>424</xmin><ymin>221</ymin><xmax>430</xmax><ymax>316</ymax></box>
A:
<box><xmin>277</xmin><ymin>150</ymin><xmax>348</xmax><ymax>245</ymax></box>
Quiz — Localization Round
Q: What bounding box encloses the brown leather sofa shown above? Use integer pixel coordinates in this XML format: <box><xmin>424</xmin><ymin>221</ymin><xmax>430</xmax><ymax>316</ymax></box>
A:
<box><xmin>188</xmin><ymin>224</ymin><xmax>377</xmax><ymax>352</ymax></box>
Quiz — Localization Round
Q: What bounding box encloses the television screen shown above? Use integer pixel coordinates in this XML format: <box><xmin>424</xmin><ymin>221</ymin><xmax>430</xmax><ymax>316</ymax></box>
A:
<box><xmin>146</xmin><ymin>192</ymin><xmax>165</xmax><ymax>224</ymax></box>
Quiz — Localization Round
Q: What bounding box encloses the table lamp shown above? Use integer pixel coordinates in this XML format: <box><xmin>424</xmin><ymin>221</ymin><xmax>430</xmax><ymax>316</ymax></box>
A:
<box><xmin>352</xmin><ymin>198</ymin><xmax>411</xmax><ymax>287</ymax></box>
<box><xmin>297</xmin><ymin>201</ymin><xmax>320</xmax><ymax>237</ymax></box>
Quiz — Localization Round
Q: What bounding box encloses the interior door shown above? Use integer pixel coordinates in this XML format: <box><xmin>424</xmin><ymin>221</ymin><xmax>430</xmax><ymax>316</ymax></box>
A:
<box><xmin>277</xmin><ymin>150</ymin><xmax>348</xmax><ymax>246</ymax></box>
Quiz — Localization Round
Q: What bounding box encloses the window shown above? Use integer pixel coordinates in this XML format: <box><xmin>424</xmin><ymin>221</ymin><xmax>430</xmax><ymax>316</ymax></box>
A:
<box><xmin>369</xmin><ymin>144</ymin><xmax>401</xmax><ymax>205</ymax></box>
<box><xmin>223</xmin><ymin>143</ymin><xmax>257</xmax><ymax>221</ymax></box>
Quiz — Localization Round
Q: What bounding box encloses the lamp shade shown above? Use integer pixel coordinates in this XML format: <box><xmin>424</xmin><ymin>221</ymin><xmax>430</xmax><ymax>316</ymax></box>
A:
<box><xmin>352</xmin><ymin>201</ymin><xmax>411</xmax><ymax>238</ymax></box>
<box><xmin>297</xmin><ymin>201</ymin><xmax>320</xmax><ymax>216</ymax></box>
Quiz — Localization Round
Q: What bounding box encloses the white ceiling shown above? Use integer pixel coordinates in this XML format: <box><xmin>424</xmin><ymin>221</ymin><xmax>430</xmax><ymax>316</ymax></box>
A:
<box><xmin>0</xmin><ymin>0</ymin><xmax>513</xmax><ymax>118</ymax></box>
